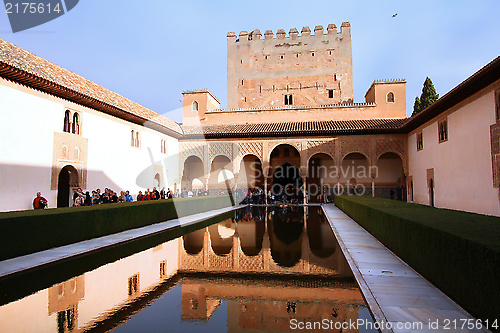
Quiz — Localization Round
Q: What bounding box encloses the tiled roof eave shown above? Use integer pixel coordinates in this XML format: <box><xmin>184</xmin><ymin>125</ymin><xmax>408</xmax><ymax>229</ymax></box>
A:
<box><xmin>0</xmin><ymin>62</ymin><xmax>183</xmax><ymax>138</ymax></box>
<box><xmin>180</xmin><ymin>126</ymin><xmax>404</xmax><ymax>140</ymax></box>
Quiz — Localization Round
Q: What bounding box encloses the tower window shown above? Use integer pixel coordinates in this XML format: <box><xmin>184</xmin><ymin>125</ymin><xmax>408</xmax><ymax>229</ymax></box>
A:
<box><xmin>280</xmin><ymin>55</ymin><xmax>284</xmax><ymax>59</ymax></box>
<box><xmin>328</xmin><ymin>90</ymin><xmax>334</xmax><ymax>98</ymax></box>
<box><xmin>241</xmin><ymin>79</ymin><xmax>244</xmax><ymax>85</ymax></box>
<box><xmin>284</xmin><ymin>94</ymin><xmax>293</xmax><ymax>105</ymax></box>
<box><xmin>192</xmin><ymin>101</ymin><xmax>199</xmax><ymax>112</ymax></box>
<box><xmin>387</xmin><ymin>92</ymin><xmax>395</xmax><ymax>103</ymax></box>
<box><xmin>311</xmin><ymin>52</ymin><xmax>315</xmax><ymax>57</ymax></box>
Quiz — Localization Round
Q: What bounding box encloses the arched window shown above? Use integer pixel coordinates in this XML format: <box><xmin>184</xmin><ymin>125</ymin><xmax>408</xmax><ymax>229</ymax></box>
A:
<box><xmin>161</xmin><ymin>139</ymin><xmax>167</xmax><ymax>154</ymax></box>
<box><xmin>135</xmin><ymin>132</ymin><xmax>140</xmax><ymax>148</ymax></box>
<box><xmin>131</xmin><ymin>130</ymin><xmax>135</xmax><ymax>146</ymax></box>
<box><xmin>192</xmin><ymin>101</ymin><xmax>199</xmax><ymax>112</ymax></box>
<box><xmin>387</xmin><ymin>92</ymin><xmax>395</xmax><ymax>103</ymax></box>
<box><xmin>72</xmin><ymin>112</ymin><xmax>80</xmax><ymax>134</ymax></box>
<box><xmin>63</xmin><ymin>110</ymin><xmax>71</xmax><ymax>133</ymax></box>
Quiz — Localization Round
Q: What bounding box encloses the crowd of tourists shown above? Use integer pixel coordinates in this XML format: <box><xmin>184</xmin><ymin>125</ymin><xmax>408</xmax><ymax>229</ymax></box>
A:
<box><xmin>32</xmin><ymin>184</ymin><xmax>341</xmax><ymax>210</ymax></box>
<box><xmin>70</xmin><ymin>187</ymin><xmax>179</xmax><ymax>206</ymax></box>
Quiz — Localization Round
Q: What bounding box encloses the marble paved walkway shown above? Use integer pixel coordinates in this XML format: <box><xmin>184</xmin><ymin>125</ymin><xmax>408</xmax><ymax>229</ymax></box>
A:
<box><xmin>0</xmin><ymin>205</ymin><xmax>240</xmax><ymax>279</ymax></box>
<box><xmin>322</xmin><ymin>204</ymin><xmax>490</xmax><ymax>333</ymax></box>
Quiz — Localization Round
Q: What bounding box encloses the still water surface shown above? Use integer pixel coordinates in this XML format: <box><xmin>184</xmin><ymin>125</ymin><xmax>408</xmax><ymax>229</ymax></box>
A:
<box><xmin>0</xmin><ymin>206</ymin><xmax>377</xmax><ymax>332</ymax></box>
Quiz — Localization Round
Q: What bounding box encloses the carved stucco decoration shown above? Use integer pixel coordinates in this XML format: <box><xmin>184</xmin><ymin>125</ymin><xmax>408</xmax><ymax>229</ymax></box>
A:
<box><xmin>181</xmin><ymin>142</ymin><xmax>205</xmax><ymax>166</ymax></box>
<box><xmin>238</xmin><ymin>141</ymin><xmax>263</xmax><ymax>161</ymax></box>
<box><xmin>268</xmin><ymin>140</ymin><xmax>302</xmax><ymax>159</ymax></box>
<box><xmin>305</xmin><ymin>139</ymin><xmax>335</xmax><ymax>161</ymax></box>
<box><xmin>376</xmin><ymin>139</ymin><xmax>406</xmax><ymax>160</ymax></box>
<box><xmin>340</xmin><ymin>139</ymin><xmax>371</xmax><ymax>161</ymax></box>
<box><xmin>209</xmin><ymin>142</ymin><xmax>233</xmax><ymax>161</ymax></box>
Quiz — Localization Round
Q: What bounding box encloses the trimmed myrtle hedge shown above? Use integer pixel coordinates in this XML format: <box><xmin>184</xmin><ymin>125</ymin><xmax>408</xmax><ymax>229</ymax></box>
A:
<box><xmin>0</xmin><ymin>196</ymin><xmax>234</xmax><ymax>261</ymax></box>
<box><xmin>334</xmin><ymin>195</ymin><xmax>500</xmax><ymax>327</ymax></box>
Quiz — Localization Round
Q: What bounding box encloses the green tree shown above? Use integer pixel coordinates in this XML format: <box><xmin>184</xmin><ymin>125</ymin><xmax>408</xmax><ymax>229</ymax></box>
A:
<box><xmin>412</xmin><ymin>96</ymin><xmax>421</xmax><ymax>116</ymax></box>
<box><xmin>412</xmin><ymin>77</ymin><xmax>439</xmax><ymax>116</ymax></box>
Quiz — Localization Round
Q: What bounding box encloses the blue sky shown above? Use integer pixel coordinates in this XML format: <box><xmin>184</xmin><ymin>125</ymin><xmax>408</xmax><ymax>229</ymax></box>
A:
<box><xmin>1</xmin><ymin>0</ymin><xmax>499</xmax><ymax>122</ymax></box>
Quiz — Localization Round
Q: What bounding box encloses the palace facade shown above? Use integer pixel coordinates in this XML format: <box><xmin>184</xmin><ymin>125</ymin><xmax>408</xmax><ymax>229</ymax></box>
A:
<box><xmin>0</xmin><ymin>22</ymin><xmax>499</xmax><ymax>215</ymax></box>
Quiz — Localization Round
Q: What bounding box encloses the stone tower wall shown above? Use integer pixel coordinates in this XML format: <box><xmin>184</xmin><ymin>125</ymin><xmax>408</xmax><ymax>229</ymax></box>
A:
<box><xmin>227</xmin><ymin>23</ymin><xmax>353</xmax><ymax>109</ymax></box>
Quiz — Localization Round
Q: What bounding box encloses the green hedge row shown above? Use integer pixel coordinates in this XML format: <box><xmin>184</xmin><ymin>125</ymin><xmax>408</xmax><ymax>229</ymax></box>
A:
<box><xmin>0</xmin><ymin>196</ymin><xmax>234</xmax><ymax>261</ymax></box>
<box><xmin>334</xmin><ymin>195</ymin><xmax>500</xmax><ymax>327</ymax></box>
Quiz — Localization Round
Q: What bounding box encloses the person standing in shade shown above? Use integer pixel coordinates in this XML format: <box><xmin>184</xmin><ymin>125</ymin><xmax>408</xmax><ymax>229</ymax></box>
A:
<box><xmin>396</xmin><ymin>184</ymin><xmax>403</xmax><ymax>201</ymax></box>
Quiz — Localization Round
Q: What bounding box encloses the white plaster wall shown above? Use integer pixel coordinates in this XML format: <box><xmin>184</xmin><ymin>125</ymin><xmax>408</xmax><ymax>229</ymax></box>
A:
<box><xmin>0</xmin><ymin>83</ymin><xmax>61</xmax><ymax>210</ymax></box>
<box><xmin>408</xmin><ymin>90</ymin><xmax>499</xmax><ymax>216</ymax></box>
<box><xmin>0</xmin><ymin>79</ymin><xmax>180</xmax><ymax>211</ymax></box>
<box><xmin>83</xmin><ymin>108</ymin><xmax>180</xmax><ymax>195</ymax></box>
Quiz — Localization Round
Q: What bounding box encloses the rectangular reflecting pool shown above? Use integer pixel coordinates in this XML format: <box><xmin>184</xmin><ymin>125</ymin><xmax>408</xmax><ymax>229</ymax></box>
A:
<box><xmin>0</xmin><ymin>206</ymin><xmax>378</xmax><ymax>332</ymax></box>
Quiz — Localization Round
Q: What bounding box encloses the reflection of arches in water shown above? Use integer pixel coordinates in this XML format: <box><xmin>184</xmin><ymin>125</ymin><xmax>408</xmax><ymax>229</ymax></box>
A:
<box><xmin>307</xmin><ymin>208</ymin><xmax>336</xmax><ymax>258</ymax></box>
<box><xmin>270</xmin><ymin>247</ymin><xmax>301</xmax><ymax>268</ymax></box>
<box><xmin>209</xmin><ymin>220</ymin><xmax>234</xmax><ymax>255</ymax></box>
<box><xmin>183</xmin><ymin>229</ymin><xmax>204</xmax><ymax>254</ymax></box>
<box><xmin>268</xmin><ymin>207</ymin><xmax>304</xmax><ymax>267</ymax></box>
<box><xmin>270</xmin><ymin>207</ymin><xmax>304</xmax><ymax>245</ymax></box>
<box><xmin>57</xmin><ymin>165</ymin><xmax>79</xmax><ymax>207</ymax></box>
<box><xmin>239</xmin><ymin>215</ymin><xmax>265</xmax><ymax>256</ymax></box>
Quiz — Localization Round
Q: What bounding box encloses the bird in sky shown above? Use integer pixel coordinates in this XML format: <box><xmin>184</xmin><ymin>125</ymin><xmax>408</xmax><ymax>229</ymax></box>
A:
<box><xmin>392</xmin><ymin>13</ymin><xmax>398</xmax><ymax>18</ymax></box>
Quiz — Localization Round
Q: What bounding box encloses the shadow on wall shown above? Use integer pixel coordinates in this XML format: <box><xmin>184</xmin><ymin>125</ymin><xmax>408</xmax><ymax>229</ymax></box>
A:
<box><xmin>0</xmin><ymin>163</ymin><xmax>121</xmax><ymax>212</ymax></box>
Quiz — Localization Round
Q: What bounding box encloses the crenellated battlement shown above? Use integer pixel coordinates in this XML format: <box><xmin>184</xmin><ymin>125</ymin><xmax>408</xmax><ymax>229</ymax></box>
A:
<box><xmin>372</xmin><ymin>79</ymin><xmax>406</xmax><ymax>84</ymax></box>
<box><xmin>226</xmin><ymin>22</ymin><xmax>353</xmax><ymax>109</ymax></box>
<box><xmin>227</xmin><ymin>22</ymin><xmax>350</xmax><ymax>42</ymax></box>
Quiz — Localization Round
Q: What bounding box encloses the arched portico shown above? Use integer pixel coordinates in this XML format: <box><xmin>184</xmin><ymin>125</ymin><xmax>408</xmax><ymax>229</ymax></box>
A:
<box><xmin>237</xmin><ymin>154</ymin><xmax>263</xmax><ymax>189</ymax></box>
<box><xmin>209</xmin><ymin>155</ymin><xmax>233</xmax><ymax>192</ymax></box>
<box><xmin>307</xmin><ymin>153</ymin><xmax>335</xmax><ymax>202</ymax></box>
<box><xmin>340</xmin><ymin>153</ymin><xmax>371</xmax><ymax>195</ymax></box>
<box><xmin>181</xmin><ymin>155</ymin><xmax>204</xmax><ymax>190</ymax></box>
<box><xmin>375</xmin><ymin>152</ymin><xmax>404</xmax><ymax>199</ymax></box>
<box><xmin>269</xmin><ymin>144</ymin><xmax>303</xmax><ymax>201</ymax></box>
